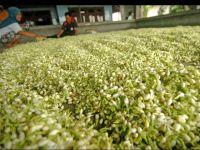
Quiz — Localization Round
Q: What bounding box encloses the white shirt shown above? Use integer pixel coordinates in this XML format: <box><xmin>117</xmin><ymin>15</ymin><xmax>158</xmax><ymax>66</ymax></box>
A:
<box><xmin>128</xmin><ymin>15</ymin><xmax>133</xmax><ymax>20</ymax></box>
<box><xmin>0</xmin><ymin>22</ymin><xmax>22</xmax><ymax>37</ymax></box>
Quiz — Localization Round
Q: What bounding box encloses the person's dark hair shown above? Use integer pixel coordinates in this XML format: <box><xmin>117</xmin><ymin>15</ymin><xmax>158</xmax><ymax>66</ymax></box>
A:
<box><xmin>65</xmin><ymin>12</ymin><xmax>71</xmax><ymax>17</ymax></box>
<box><xmin>128</xmin><ymin>11</ymin><xmax>132</xmax><ymax>16</ymax></box>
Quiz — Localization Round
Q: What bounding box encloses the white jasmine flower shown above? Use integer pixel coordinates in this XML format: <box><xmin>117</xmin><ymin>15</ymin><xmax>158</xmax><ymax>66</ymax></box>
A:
<box><xmin>49</xmin><ymin>130</ymin><xmax>59</xmax><ymax>136</ymax></box>
<box><xmin>138</xmin><ymin>102</ymin><xmax>145</xmax><ymax>109</ymax></box>
<box><xmin>174</xmin><ymin>123</ymin><xmax>182</xmax><ymax>132</ymax></box>
<box><xmin>177</xmin><ymin>115</ymin><xmax>189</xmax><ymax>123</ymax></box>
<box><xmin>131</xmin><ymin>128</ymin><xmax>137</xmax><ymax>133</ymax></box>
<box><xmin>124</xmin><ymin>97</ymin><xmax>129</xmax><ymax>105</ymax></box>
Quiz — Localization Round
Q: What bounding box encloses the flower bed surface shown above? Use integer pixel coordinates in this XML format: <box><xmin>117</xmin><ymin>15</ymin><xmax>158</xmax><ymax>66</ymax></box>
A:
<box><xmin>0</xmin><ymin>26</ymin><xmax>200</xmax><ymax>149</ymax></box>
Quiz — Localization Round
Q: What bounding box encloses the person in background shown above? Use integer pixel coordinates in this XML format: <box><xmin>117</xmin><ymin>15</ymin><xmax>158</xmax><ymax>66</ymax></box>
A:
<box><xmin>0</xmin><ymin>6</ymin><xmax>45</xmax><ymax>48</ymax></box>
<box><xmin>47</xmin><ymin>12</ymin><xmax>78</xmax><ymax>38</ymax></box>
<box><xmin>127</xmin><ymin>11</ymin><xmax>134</xmax><ymax>20</ymax></box>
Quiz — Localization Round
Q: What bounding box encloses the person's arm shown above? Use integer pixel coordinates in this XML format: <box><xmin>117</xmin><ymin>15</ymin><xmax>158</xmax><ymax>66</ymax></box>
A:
<box><xmin>56</xmin><ymin>29</ymin><xmax>64</xmax><ymax>38</ymax></box>
<box><xmin>56</xmin><ymin>22</ymin><xmax>66</xmax><ymax>38</ymax></box>
<box><xmin>11</xmin><ymin>22</ymin><xmax>45</xmax><ymax>38</ymax></box>
<box><xmin>18</xmin><ymin>30</ymin><xmax>44</xmax><ymax>38</ymax></box>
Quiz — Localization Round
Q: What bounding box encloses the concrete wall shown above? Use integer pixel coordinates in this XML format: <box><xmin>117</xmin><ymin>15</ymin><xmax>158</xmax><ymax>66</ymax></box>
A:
<box><xmin>136</xmin><ymin>5</ymin><xmax>143</xmax><ymax>19</ymax></box>
<box><xmin>136</xmin><ymin>9</ymin><xmax>200</xmax><ymax>28</ymax></box>
<box><xmin>104</xmin><ymin>6</ymin><xmax>113</xmax><ymax>21</ymax></box>
<box><xmin>119</xmin><ymin>5</ymin><xmax>126</xmax><ymax>20</ymax></box>
<box><xmin>56</xmin><ymin>5</ymin><xmax>69</xmax><ymax>25</ymax></box>
<box><xmin>50</xmin><ymin>8</ymin><xmax>59</xmax><ymax>25</ymax></box>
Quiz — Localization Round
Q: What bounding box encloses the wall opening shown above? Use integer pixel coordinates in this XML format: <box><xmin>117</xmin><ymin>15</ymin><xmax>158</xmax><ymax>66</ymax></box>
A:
<box><xmin>68</xmin><ymin>7</ymin><xmax>104</xmax><ymax>23</ymax></box>
<box><xmin>21</xmin><ymin>10</ymin><xmax>52</xmax><ymax>26</ymax></box>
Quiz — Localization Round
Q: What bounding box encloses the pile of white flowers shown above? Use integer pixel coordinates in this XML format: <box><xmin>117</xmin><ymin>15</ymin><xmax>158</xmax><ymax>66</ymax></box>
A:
<box><xmin>0</xmin><ymin>26</ymin><xmax>200</xmax><ymax>149</ymax></box>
